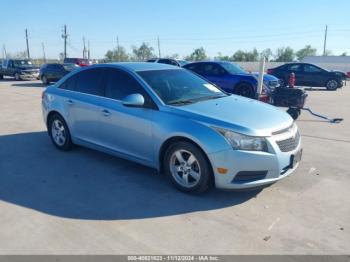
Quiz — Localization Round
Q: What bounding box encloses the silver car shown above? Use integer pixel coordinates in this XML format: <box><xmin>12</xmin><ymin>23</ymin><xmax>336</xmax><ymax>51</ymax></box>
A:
<box><xmin>42</xmin><ymin>63</ymin><xmax>302</xmax><ymax>193</ymax></box>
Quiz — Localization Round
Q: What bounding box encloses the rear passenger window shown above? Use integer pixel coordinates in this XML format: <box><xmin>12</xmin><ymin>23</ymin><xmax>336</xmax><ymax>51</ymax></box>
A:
<box><xmin>105</xmin><ymin>68</ymin><xmax>147</xmax><ymax>100</ymax></box>
<box><xmin>75</xmin><ymin>68</ymin><xmax>103</xmax><ymax>96</ymax></box>
<box><xmin>59</xmin><ymin>75</ymin><xmax>77</xmax><ymax>90</ymax></box>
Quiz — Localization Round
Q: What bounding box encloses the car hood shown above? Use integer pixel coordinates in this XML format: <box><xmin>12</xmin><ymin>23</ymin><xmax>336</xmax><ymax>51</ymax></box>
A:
<box><xmin>169</xmin><ymin>95</ymin><xmax>293</xmax><ymax>137</ymax></box>
<box><xmin>252</xmin><ymin>72</ymin><xmax>278</xmax><ymax>81</ymax></box>
<box><xmin>18</xmin><ymin>66</ymin><xmax>39</xmax><ymax>71</ymax></box>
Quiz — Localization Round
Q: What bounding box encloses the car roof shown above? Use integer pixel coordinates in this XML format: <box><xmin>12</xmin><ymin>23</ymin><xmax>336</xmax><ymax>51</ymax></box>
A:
<box><xmin>105</xmin><ymin>62</ymin><xmax>180</xmax><ymax>72</ymax></box>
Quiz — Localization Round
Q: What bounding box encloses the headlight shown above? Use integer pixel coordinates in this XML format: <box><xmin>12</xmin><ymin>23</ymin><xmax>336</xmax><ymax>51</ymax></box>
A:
<box><xmin>213</xmin><ymin>127</ymin><xmax>268</xmax><ymax>151</ymax></box>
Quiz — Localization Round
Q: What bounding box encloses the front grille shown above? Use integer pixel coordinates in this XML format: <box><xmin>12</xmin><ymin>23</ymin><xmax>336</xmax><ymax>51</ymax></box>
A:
<box><xmin>269</xmin><ymin>80</ymin><xmax>280</xmax><ymax>87</ymax></box>
<box><xmin>233</xmin><ymin>171</ymin><xmax>268</xmax><ymax>183</ymax></box>
<box><xmin>276</xmin><ymin>132</ymin><xmax>300</xmax><ymax>152</ymax></box>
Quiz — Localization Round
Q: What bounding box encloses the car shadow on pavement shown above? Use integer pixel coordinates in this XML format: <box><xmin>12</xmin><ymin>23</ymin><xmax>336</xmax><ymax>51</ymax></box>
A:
<box><xmin>0</xmin><ymin>131</ymin><xmax>261</xmax><ymax>220</ymax></box>
<box><xmin>11</xmin><ymin>82</ymin><xmax>46</xmax><ymax>88</ymax></box>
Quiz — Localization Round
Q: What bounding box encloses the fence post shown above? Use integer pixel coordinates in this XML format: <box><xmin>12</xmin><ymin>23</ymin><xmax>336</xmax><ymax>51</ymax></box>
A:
<box><xmin>256</xmin><ymin>56</ymin><xmax>266</xmax><ymax>99</ymax></box>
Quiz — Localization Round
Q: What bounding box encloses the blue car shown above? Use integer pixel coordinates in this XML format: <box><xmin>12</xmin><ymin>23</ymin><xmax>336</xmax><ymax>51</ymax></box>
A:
<box><xmin>184</xmin><ymin>61</ymin><xmax>279</xmax><ymax>98</ymax></box>
<box><xmin>42</xmin><ymin>63</ymin><xmax>301</xmax><ymax>193</ymax></box>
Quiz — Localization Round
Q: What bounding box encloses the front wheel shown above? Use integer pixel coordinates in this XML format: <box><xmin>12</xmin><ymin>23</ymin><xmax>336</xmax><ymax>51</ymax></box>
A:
<box><xmin>234</xmin><ymin>83</ymin><xmax>255</xmax><ymax>98</ymax></box>
<box><xmin>326</xmin><ymin>79</ymin><xmax>339</xmax><ymax>90</ymax></box>
<box><xmin>48</xmin><ymin>114</ymin><xmax>73</xmax><ymax>151</ymax></box>
<box><xmin>164</xmin><ymin>142</ymin><xmax>212</xmax><ymax>194</ymax></box>
<box><xmin>14</xmin><ymin>73</ymin><xmax>21</xmax><ymax>81</ymax></box>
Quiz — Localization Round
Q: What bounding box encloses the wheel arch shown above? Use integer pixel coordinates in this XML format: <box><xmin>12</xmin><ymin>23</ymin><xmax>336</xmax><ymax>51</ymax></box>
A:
<box><xmin>233</xmin><ymin>80</ymin><xmax>256</xmax><ymax>97</ymax></box>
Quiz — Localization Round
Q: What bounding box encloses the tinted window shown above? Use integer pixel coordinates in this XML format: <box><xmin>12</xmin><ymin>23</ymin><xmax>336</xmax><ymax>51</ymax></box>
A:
<box><xmin>75</xmin><ymin>68</ymin><xmax>103</xmax><ymax>95</ymax></box>
<box><xmin>105</xmin><ymin>68</ymin><xmax>147</xmax><ymax>100</ymax></box>
<box><xmin>185</xmin><ymin>64</ymin><xmax>203</xmax><ymax>74</ymax></box>
<box><xmin>288</xmin><ymin>64</ymin><xmax>302</xmax><ymax>72</ymax></box>
<box><xmin>203</xmin><ymin>64</ymin><xmax>225</xmax><ymax>76</ymax></box>
<box><xmin>158</xmin><ymin>59</ymin><xmax>178</xmax><ymax>66</ymax></box>
<box><xmin>304</xmin><ymin>64</ymin><xmax>323</xmax><ymax>73</ymax></box>
<box><xmin>59</xmin><ymin>75</ymin><xmax>77</xmax><ymax>90</ymax></box>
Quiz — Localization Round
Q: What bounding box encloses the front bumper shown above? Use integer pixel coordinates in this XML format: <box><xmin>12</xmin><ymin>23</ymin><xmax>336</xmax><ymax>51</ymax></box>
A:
<box><xmin>19</xmin><ymin>72</ymin><xmax>39</xmax><ymax>80</ymax></box>
<box><xmin>208</xmin><ymin>134</ymin><xmax>302</xmax><ymax>190</ymax></box>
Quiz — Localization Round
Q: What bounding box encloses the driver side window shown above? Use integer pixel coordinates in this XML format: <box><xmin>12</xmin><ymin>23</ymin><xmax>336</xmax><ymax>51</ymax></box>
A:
<box><xmin>304</xmin><ymin>65</ymin><xmax>322</xmax><ymax>73</ymax></box>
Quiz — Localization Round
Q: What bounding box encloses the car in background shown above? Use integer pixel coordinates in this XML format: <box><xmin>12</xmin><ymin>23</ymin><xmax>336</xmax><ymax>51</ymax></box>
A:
<box><xmin>39</xmin><ymin>63</ymin><xmax>80</xmax><ymax>85</ymax></box>
<box><xmin>184</xmin><ymin>61</ymin><xmax>278</xmax><ymax>98</ymax></box>
<box><xmin>42</xmin><ymin>62</ymin><xmax>301</xmax><ymax>193</ymax></box>
<box><xmin>346</xmin><ymin>71</ymin><xmax>350</xmax><ymax>79</ymax></box>
<box><xmin>267</xmin><ymin>63</ymin><xmax>347</xmax><ymax>90</ymax></box>
<box><xmin>63</xmin><ymin>58</ymin><xmax>91</xmax><ymax>67</ymax></box>
<box><xmin>0</xmin><ymin>59</ymin><xmax>39</xmax><ymax>80</ymax></box>
<box><xmin>147</xmin><ymin>58</ymin><xmax>189</xmax><ymax>67</ymax></box>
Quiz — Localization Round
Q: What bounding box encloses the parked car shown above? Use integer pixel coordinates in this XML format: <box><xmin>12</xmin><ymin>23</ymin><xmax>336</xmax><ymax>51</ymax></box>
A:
<box><xmin>63</xmin><ymin>58</ymin><xmax>91</xmax><ymax>67</ymax></box>
<box><xmin>39</xmin><ymin>63</ymin><xmax>79</xmax><ymax>85</ymax></box>
<box><xmin>183</xmin><ymin>61</ymin><xmax>278</xmax><ymax>98</ymax></box>
<box><xmin>347</xmin><ymin>71</ymin><xmax>350</xmax><ymax>79</ymax></box>
<box><xmin>267</xmin><ymin>63</ymin><xmax>347</xmax><ymax>90</ymax></box>
<box><xmin>42</xmin><ymin>63</ymin><xmax>301</xmax><ymax>193</ymax></box>
<box><xmin>147</xmin><ymin>58</ymin><xmax>189</xmax><ymax>67</ymax></box>
<box><xmin>0</xmin><ymin>59</ymin><xmax>39</xmax><ymax>80</ymax></box>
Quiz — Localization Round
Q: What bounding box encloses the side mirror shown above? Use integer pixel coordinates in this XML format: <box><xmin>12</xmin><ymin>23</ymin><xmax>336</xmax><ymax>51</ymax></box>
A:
<box><xmin>122</xmin><ymin>93</ymin><xmax>145</xmax><ymax>107</ymax></box>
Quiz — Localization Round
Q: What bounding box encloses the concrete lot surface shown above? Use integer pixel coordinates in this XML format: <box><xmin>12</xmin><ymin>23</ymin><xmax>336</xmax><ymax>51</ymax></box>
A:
<box><xmin>0</xmin><ymin>79</ymin><xmax>349</xmax><ymax>254</ymax></box>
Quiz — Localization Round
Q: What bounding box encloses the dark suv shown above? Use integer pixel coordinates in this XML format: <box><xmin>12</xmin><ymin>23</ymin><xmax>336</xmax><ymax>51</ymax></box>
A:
<box><xmin>268</xmin><ymin>63</ymin><xmax>347</xmax><ymax>90</ymax></box>
<box><xmin>40</xmin><ymin>63</ymin><xmax>79</xmax><ymax>84</ymax></box>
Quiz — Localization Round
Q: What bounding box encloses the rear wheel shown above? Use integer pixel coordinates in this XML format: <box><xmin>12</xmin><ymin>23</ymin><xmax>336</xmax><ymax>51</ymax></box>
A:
<box><xmin>326</xmin><ymin>79</ymin><xmax>339</xmax><ymax>90</ymax></box>
<box><xmin>164</xmin><ymin>141</ymin><xmax>212</xmax><ymax>194</ymax></box>
<box><xmin>42</xmin><ymin>75</ymin><xmax>50</xmax><ymax>85</ymax></box>
<box><xmin>48</xmin><ymin>114</ymin><xmax>73</xmax><ymax>151</ymax></box>
<box><xmin>234</xmin><ymin>83</ymin><xmax>255</xmax><ymax>98</ymax></box>
<box><xmin>0</xmin><ymin>74</ymin><xmax>3</xmax><ymax>80</ymax></box>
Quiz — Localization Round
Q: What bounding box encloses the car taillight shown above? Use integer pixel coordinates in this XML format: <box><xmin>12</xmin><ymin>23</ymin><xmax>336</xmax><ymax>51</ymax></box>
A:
<box><xmin>267</xmin><ymin>69</ymin><xmax>274</xmax><ymax>74</ymax></box>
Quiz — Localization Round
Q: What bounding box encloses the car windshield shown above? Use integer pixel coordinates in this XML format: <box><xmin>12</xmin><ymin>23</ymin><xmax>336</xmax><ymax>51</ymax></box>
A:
<box><xmin>137</xmin><ymin>69</ymin><xmax>227</xmax><ymax>105</ymax></box>
<box><xmin>13</xmin><ymin>60</ymin><xmax>34</xmax><ymax>67</ymax></box>
<box><xmin>177</xmin><ymin>60</ymin><xmax>189</xmax><ymax>66</ymax></box>
<box><xmin>220</xmin><ymin>62</ymin><xmax>246</xmax><ymax>74</ymax></box>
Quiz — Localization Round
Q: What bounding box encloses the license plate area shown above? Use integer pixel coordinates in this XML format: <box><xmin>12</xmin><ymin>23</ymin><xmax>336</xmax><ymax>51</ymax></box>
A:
<box><xmin>290</xmin><ymin>149</ymin><xmax>302</xmax><ymax>168</ymax></box>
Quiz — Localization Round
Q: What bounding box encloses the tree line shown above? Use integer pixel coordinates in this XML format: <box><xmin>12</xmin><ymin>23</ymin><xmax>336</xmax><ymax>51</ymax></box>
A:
<box><xmin>104</xmin><ymin>44</ymin><xmax>346</xmax><ymax>62</ymax></box>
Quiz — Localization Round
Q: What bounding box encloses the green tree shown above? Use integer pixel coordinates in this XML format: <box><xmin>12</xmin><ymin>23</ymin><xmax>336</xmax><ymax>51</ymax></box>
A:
<box><xmin>341</xmin><ymin>52</ymin><xmax>347</xmax><ymax>56</ymax></box>
<box><xmin>275</xmin><ymin>47</ymin><xmax>295</xmax><ymax>62</ymax></box>
<box><xmin>232</xmin><ymin>49</ymin><xmax>259</xmax><ymax>61</ymax></box>
<box><xmin>132</xmin><ymin>42</ymin><xmax>155</xmax><ymax>61</ymax></box>
<box><xmin>296</xmin><ymin>45</ymin><xmax>317</xmax><ymax>61</ymax></box>
<box><xmin>261</xmin><ymin>48</ymin><xmax>273</xmax><ymax>61</ymax></box>
<box><xmin>232</xmin><ymin>50</ymin><xmax>246</xmax><ymax>61</ymax></box>
<box><xmin>324</xmin><ymin>49</ymin><xmax>333</xmax><ymax>56</ymax></box>
<box><xmin>185</xmin><ymin>47</ymin><xmax>207</xmax><ymax>61</ymax></box>
<box><xmin>215</xmin><ymin>52</ymin><xmax>232</xmax><ymax>61</ymax></box>
<box><xmin>105</xmin><ymin>46</ymin><xmax>130</xmax><ymax>61</ymax></box>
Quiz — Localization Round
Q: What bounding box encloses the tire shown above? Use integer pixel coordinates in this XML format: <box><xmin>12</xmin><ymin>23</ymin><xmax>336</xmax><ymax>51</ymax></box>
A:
<box><xmin>326</xmin><ymin>79</ymin><xmax>339</xmax><ymax>90</ymax></box>
<box><xmin>14</xmin><ymin>73</ymin><xmax>21</xmax><ymax>81</ymax></box>
<box><xmin>287</xmin><ymin>108</ymin><xmax>301</xmax><ymax>120</ymax></box>
<box><xmin>48</xmin><ymin>113</ymin><xmax>73</xmax><ymax>151</ymax></box>
<box><xmin>164</xmin><ymin>141</ymin><xmax>212</xmax><ymax>194</ymax></box>
<box><xmin>234</xmin><ymin>83</ymin><xmax>255</xmax><ymax>98</ymax></box>
<box><xmin>42</xmin><ymin>75</ymin><xmax>50</xmax><ymax>85</ymax></box>
<box><xmin>0</xmin><ymin>74</ymin><xmax>3</xmax><ymax>80</ymax></box>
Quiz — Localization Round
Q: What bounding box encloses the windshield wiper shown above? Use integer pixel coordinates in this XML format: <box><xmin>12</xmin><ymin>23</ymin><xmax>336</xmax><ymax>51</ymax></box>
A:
<box><xmin>168</xmin><ymin>99</ymin><xmax>196</xmax><ymax>106</ymax></box>
<box><xmin>190</xmin><ymin>94</ymin><xmax>227</xmax><ymax>102</ymax></box>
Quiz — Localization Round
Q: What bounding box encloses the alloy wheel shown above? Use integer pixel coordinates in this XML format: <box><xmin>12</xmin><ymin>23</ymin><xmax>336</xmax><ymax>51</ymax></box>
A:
<box><xmin>169</xmin><ymin>149</ymin><xmax>201</xmax><ymax>188</ymax></box>
<box><xmin>51</xmin><ymin>119</ymin><xmax>66</xmax><ymax>146</ymax></box>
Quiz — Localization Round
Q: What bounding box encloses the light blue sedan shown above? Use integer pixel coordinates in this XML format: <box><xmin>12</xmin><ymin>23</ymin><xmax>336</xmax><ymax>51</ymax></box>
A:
<box><xmin>42</xmin><ymin>63</ymin><xmax>302</xmax><ymax>193</ymax></box>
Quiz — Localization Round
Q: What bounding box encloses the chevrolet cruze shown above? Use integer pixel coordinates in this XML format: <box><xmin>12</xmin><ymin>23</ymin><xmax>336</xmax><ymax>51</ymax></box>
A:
<box><xmin>42</xmin><ymin>63</ymin><xmax>302</xmax><ymax>193</ymax></box>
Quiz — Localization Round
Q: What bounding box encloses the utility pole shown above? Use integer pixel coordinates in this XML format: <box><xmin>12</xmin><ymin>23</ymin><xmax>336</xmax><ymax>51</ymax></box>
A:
<box><xmin>157</xmin><ymin>36</ymin><xmax>161</xmax><ymax>58</ymax></box>
<box><xmin>83</xmin><ymin>37</ymin><xmax>86</xmax><ymax>59</ymax></box>
<box><xmin>25</xmin><ymin>29</ymin><xmax>30</xmax><ymax>59</ymax></box>
<box><xmin>62</xmin><ymin>25</ymin><xmax>68</xmax><ymax>59</ymax></box>
<box><xmin>42</xmin><ymin>42</ymin><xmax>46</xmax><ymax>62</ymax></box>
<box><xmin>116</xmin><ymin>36</ymin><xmax>120</xmax><ymax>61</ymax></box>
<box><xmin>88</xmin><ymin>40</ymin><xmax>90</xmax><ymax>60</ymax></box>
<box><xmin>323</xmin><ymin>25</ymin><xmax>328</xmax><ymax>56</ymax></box>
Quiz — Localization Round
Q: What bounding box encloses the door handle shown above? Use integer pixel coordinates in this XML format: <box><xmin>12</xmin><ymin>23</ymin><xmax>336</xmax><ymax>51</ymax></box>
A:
<box><xmin>101</xmin><ymin>109</ymin><xmax>111</xmax><ymax>117</ymax></box>
<box><xmin>66</xmin><ymin>99</ymin><xmax>74</xmax><ymax>105</ymax></box>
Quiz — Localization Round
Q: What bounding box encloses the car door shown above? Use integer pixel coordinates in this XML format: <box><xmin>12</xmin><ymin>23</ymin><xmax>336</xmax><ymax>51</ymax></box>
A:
<box><xmin>62</xmin><ymin>68</ymin><xmax>106</xmax><ymax>146</ymax></box>
<box><xmin>97</xmin><ymin>68</ymin><xmax>154</xmax><ymax>164</ymax></box>
<box><xmin>302</xmin><ymin>64</ymin><xmax>327</xmax><ymax>87</ymax></box>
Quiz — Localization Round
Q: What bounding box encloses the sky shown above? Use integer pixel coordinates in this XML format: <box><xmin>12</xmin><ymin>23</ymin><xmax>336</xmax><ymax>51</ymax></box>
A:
<box><xmin>0</xmin><ymin>0</ymin><xmax>349</xmax><ymax>59</ymax></box>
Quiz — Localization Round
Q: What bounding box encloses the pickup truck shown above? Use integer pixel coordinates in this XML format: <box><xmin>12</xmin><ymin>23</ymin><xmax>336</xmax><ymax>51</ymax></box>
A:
<box><xmin>0</xmin><ymin>59</ymin><xmax>40</xmax><ymax>80</ymax></box>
